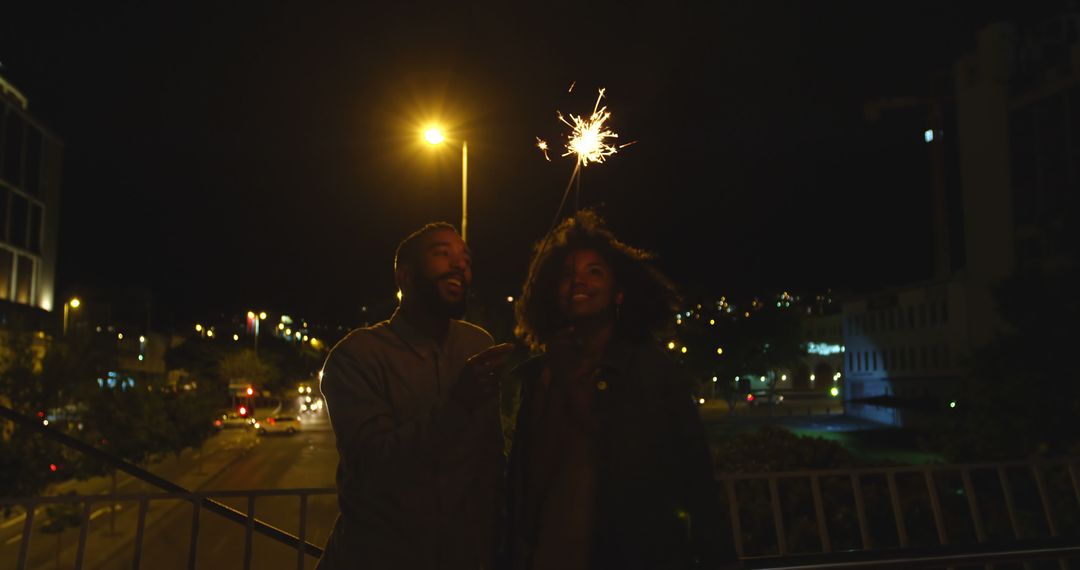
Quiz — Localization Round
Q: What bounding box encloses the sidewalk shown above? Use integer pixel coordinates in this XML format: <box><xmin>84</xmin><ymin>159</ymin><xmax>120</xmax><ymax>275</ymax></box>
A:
<box><xmin>1</xmin><ymin>426</ymin><xmax>262</xmax><ymax>570</ymax></box>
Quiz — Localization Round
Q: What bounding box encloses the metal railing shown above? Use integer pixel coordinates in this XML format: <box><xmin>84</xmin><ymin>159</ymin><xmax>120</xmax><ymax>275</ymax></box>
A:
<box><xmin>1</xmin><ymin>488</ymin><xmax>335</xmax><ymax>570</ymax></box>
<box><xmin>718</xmin><ymin>459</ymin><xmax>1080</xmax><ymax>567</ymax></box>
<box><xmin>5</xmin><ymin>403</ymin><xmax>1080</xmax><ymax>568</ymax></box>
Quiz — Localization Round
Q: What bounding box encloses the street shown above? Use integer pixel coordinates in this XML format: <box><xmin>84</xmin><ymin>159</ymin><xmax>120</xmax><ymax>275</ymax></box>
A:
<box><xmin>1</xmin><ymin>407</ymin><xmax>340</xmax><ymax>570</ymax></box>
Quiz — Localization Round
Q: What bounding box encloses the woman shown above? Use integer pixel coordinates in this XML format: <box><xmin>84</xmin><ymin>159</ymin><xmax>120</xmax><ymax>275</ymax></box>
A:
<box><xmin>505</xmin><ymin>211</ymin><xmax>737</xmax><ymax>569</ymax></box>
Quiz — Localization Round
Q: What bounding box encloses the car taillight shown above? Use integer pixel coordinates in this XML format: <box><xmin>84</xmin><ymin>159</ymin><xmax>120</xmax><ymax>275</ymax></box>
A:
<box><xmin>746</xmin><ymin>394</ymin><xmax>755</xmax><ymax>402</ymax></box>
<box><xmin>214</xmin><ymin>419</ymin><xmax>222</xmax><ymax>427</ymax></box>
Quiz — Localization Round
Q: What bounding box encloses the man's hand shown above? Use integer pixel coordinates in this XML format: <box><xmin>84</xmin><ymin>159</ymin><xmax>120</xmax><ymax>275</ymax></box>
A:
<box><xmin>450</xmin><ymin>343</ymin><xmax>516</xmax><ymax>411</ymax></box>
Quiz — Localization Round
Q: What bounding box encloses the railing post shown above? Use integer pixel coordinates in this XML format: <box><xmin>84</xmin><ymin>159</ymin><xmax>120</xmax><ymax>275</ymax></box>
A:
<box><xmin>998</xmin><ymin>466</ymin><xmax>1023</xmax><ymax>540</ymax></box>
<box><xmin>851</xmin><ymin>473</ymin><xmax>872</xmax><ymax>550</ymax></box>
<box><xmin>924</xmin><ymin>468</ymin><xmax>949</xmax><ymax>545</ymax></box>
<box><xmin>187</xmin><ymin>498</ymin><xmax>201</xmax><ymax>570</ymax></box>
<box><xmin>1030</xmin><ymin>464</ymin><xmax>1059</xmax><ymax>537</ymax></box>
<box><xmin>297</xmin><ymin>494</ymin><xmax>309</xmax><ymax>570</ymax></box>
<box><xmin>132</xmin><ymin>498</ymin><xmax>149</xmax><ymax>570</ymax></box>
<box><xmin>768</xmin><ymin>476</ymin><xmax>788</xmax><ymax>556</ymax></box>
<box><xmin>960</xmin><ymin>468</ymin><xmax>987</xmax><ymax>543</ymax></box>
<box><xmin>74</xmin><ymin>499</ymin><xmax>93</xmax><ymax>570</ymax></box>
<box><xmin>724</xmin><ymin>479</ymin><xmax>744</xmax><ymax>558</ymax></box>
<box><xmin>810</xmin><ymin>474</ymin><xmax>832</xmax><ymax>553</ymax></box>
<box><xmin>886</xmin><ymin>471</ymin><xmax>909</xmax><ymax>547</ymax></box>
<box><xmin>245</xmin><ymin>495</ymin><xmax>256</xmax><ymax>570</ymax></box>
<box><xmin>16</xmin><ymin>502</ymin><xmax>36</xmax><ymax>570</ymax></box>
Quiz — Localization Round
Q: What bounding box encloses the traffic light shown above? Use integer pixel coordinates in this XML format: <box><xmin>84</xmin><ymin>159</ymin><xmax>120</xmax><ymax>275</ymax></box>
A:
<box><xmin>245</xmin><ymin>386</ymin><xmax>254</xmax><ymax>396</ymax></box>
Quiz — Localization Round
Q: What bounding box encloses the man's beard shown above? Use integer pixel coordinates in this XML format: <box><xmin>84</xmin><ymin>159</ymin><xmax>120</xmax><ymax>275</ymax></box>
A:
<box><xmin>414</xmin><ymin>272</ymin><xmax>468</xmax><ymax>320</ymax></box>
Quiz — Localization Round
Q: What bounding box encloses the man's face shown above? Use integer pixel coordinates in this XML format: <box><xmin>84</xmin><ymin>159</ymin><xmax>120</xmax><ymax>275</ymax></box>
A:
<box><xmin>405</xmin><ymin>229</ymin><xmax>472</xmax><ymax>318</ymax></box>
<box><xmin>557</xmin><ymin>248</ymin><xmax>619</xmax><ymax>322</ymax></box>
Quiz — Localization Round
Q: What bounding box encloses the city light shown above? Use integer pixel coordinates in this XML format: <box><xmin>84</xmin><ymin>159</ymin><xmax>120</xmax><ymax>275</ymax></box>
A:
<box><xmin>709</xmin><ymin>319</ymin><xmax>715</xmax><ymax>325</ymax></box>
<box><xmin>195</xmin><ymin>324</ymin><xmax>203</xmax><ymax>332</ymax></box>
<box><xmin>396</xmin><ymin>290</ymin><xmax>403</xmax><ymax>302</ymax></box>
<box><xmin>830</xmin><ymin>386</ymin><xmax>840</xmax><ymax>397</ymax></box>
<box><xmin>949</xmin><ymin>400</ymin><xmax>957</xmax><ymax>409</ymax></box>
<box><xmin>781</xmin><ymin>374</ymin><xmax>787</xmax><ymax>381</ymax></box>
<box><xmin>698</xmin><ymin>398</ymin><xmax>705</xmax><ymax>404</ymax></box>
<box><xmin>246</xmin><ymin>387</ymin><xmax>254</xmax><ymax>396</ymax></box>
<box><xmin>716</xmin><ymin>347</ymin><xmax>723</xmax><ymax>355</ymax></box>
<box><xmin>117</xmin><ymin>333</ymin><xmax>124</xmax><ymax>340</ymax></box>
<box><xmin>711</xmin><ymin>376</ymin><xmax>718</xmax><ymax>382</ymax></box>
<box><xmin>810</xmin><ymin>374</ymin><xmax>816</xmax><ymax>381</ymax></box>
<box><xmin>247</xmin><ymin>311</ymin><xmax>255</xmax><ymax>320</ymax></box>
<box><xmin>233</xmin><ymin>334</ymin><xmax>239</xmax><ymax>341</ymax></box>
<box><xmin>139</xmin><ymin>335</ymin><xmax>146</xmax><ymax>343</ymax></box>
<box><xmin>667</xmin><ymin>341</ymin><xmax>676</xmax><ymax>350</ymax></box>
<box><xmin>259</xmin><ymin>312</ymin><xmax>267</xmax><ymax>320</ymax></box>
<box><xmin>680</xmin><ymin>346</ymin><xmax>688</xmax><ymax>354</ymax></box>
<box><xmin>278</xmin><ymin>323</ymin><xmax>285</xmax><ymax>330</ymax></box>
<box><xmin>207</xmin><ymin>330</ymin><xmax>214</xmax><ymax>338</ymax></box>
<box><xmin>423</xmin><ymin>127</ymin><xmax>445</xmax><ymax>145</ymax></box>
<box><xmin>69</xmin><ymin>298</ymin><xmax>81</xmax><ymax>309</ymax></box>
<box><xmin>506</xmin><ymin>296</ymin><xmax>514</xmax><ymax>303</ymax></box>
<box><xmin>924</xmin><ymin>129</ymin><xmax>934</xmax><ymax>143</ymax></box>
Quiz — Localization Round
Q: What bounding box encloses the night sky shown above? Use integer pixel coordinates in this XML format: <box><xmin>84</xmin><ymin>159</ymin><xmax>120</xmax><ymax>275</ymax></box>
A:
<box><xmin>1</xmin><ymin>2</ymin><xmax>1041</xmax><ymax>327</ymax></box>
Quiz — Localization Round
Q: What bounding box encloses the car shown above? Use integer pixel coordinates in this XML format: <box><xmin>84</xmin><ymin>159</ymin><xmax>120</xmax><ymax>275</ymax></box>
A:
<box><xmin>215</xmin><ymin>413</ymin><xmax>255</xmax><ymax>429</ymax></box>
<box><xmin>255</xmin><ymin>416</ymin><xmax>302</xmax><ymax>435</ymax></box>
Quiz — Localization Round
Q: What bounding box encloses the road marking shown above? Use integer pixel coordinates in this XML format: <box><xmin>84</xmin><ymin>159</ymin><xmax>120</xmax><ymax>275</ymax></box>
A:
<box><xmin>0</xmin><ymin>509</ymin><xmax>33</xmax><ymax>530</ymax></box>
<box><xmin>4</xmin><ymin>533</ymin><xmax>21</xmax><ymax>545</ymax></box>
<box><xmin>89</xmin><ymin>504</ymin><xmax>122</xmax><ymax>521</ymax></box>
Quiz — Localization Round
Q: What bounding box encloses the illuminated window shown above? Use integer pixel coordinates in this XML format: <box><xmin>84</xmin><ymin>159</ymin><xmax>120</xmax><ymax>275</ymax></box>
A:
<box><xmin>14</xmin><ymin>254</ymin><xmax>33</xmax><ymax>304</ymax></box>
<box><xmin>2</xmin><ymin>111</ymin><xmax>24</xmax><ymax>186</ymax></box>
<box><xmin>0</xmin><ymin>248</ymin><xmax>11</xmax><ymax>300</ymax></box>
<box><xmin>0</xmin><ymin>185</ymin><xmax>8</xmax><ymax>241</ymax></box>
<box><xmin>29</xmin><ymin>203</ymin><xmax>42</xmax><ymax>253</ymax></box>
<box><xmin>9</xmin><ymin>193</ymin><xmax>27</xmax><ymax>248</ymax></box>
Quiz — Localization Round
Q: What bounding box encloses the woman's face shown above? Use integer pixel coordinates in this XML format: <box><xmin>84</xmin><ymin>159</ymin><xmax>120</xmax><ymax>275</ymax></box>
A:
<box><xmin>557</xmin><ymin>248</ymin><xmax>621</xmax><ymax>322</ymax></box>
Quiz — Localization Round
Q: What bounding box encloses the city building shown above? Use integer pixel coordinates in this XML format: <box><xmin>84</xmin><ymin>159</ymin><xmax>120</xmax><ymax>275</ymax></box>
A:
<box><xmin>0</xmin><ymin>73</ymin><xmax>62</xmax><ymax>331</ymax></box>
<box><xmin>843</xmin><ymin>13</ymin><xmax>1079</xmax><ymax>426</ymax></box>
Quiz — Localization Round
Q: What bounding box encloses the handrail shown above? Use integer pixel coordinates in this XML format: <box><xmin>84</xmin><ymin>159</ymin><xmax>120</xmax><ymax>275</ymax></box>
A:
<box><xmin>0</xmin><ymin>404</ymin><xmax>325</xmax><ymax>561</ymax></box>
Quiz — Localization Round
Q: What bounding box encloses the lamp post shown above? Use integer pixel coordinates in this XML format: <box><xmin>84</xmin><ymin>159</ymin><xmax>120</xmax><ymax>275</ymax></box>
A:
<box><xmin>62</xmin><ymin>297</ymin><xmax>81</xmax><ymax>336</ymax></box>
<box><xmin>248</xmin><ymin>311</ymin><xmax>267</xmax><ymax>356</ymax></box>
<box><xmin>423</xmin><ymin>127</ymin><xmax>468</xmax><ymax>242</ymax></box>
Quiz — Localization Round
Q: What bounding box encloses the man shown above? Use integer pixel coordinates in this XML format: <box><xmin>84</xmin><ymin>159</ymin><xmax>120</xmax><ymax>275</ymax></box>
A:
<box><xmin>318</xmin><ymin>222</ymin><xmax>513</xmax><ymax>570</ymax></box>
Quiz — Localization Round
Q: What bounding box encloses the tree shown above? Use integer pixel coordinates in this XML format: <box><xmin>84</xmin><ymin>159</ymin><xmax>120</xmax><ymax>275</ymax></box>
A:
<box><xmin>937</xmin><ymin>264</ymin><xmax>1079</xmax><ymax>460</ymax></box>
<box><xmin>218</xmin><ymin>349</ymin><xmax>279</xmax><ymax>391</ymax></box>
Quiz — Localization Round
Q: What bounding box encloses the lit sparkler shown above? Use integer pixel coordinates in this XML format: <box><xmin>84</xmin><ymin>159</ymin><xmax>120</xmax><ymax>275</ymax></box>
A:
<box><xmin>536</xmin><ymin>137</ymin><xmax>551</xmax><ymax>161</ymax></box>
<box><xmin>557</xmin><ymin>87</ymin><xmax>620</xmax><ymax>167</ymax></box>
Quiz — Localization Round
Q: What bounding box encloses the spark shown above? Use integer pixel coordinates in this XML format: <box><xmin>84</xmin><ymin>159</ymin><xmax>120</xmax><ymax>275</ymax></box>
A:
<box><xmin>558</xmin><ymin>88</ymin><xmax>619</xmax><ymax>167</ymax></box>
<box><xmin>567</xmin><ymin>81</ymin><xmax>576</xmax><ymax>93</ymax></box>
<box><xmin>536</xmin><ymin>137</ymin><xmax>551</xmax><ymax>161</ymax></box>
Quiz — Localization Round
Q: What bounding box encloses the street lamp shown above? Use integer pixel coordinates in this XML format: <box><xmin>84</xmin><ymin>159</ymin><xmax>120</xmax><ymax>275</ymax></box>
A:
<box><xmin>248</xmin><ymin>311</ymin><xmax>266</xmax><ymax>355</ymax></box>
<box><xmin>422</xmin><ymin>126</ymin><xmax>468</xmax><ymax>242</ymax></box>
<box><xmin>63</xmin><ymin>297</ymin><xmax>81</xmax><ymax>336</ymax></box>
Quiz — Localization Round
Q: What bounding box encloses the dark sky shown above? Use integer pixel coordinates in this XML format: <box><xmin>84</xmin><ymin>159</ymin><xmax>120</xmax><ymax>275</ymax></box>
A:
<box><xmin>1</xmin><ymin>2</ymin><xmax>1042</xmax><ymax>327</ymax></box>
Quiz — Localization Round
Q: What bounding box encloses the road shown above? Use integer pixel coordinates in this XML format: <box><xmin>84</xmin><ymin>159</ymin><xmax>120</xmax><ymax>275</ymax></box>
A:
<box><xmin>93</xmin><ymin>408</ymin><xmax>339</xmax><ymax>570</ymax></box>
<box><xmin>0</xmin><ymin>406</ymin><xmax>340</xmax><ymax>570</ymax></box>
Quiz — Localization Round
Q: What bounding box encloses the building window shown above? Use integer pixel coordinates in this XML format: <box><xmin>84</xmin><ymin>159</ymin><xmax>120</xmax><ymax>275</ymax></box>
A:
<box><xmin>0</xmin><ymin>185</ymin><xmax>8</xmax><ymax>242</ymax></box>
<box><xmin>14</xmin><ymin>254</ymin><xmax>33</xmax><ymax>304</ymax></box>
<box><xmin>881</xmin><ymin>349</ymin><xmax>889</xmax><ymax>370</ymax></box>
<box><xmin>0</xmin><ymin>248</ymin><xmax>11</xmax><ymax>300</ymax></box>
<box><xmin>9</xmin><ymin>193</ymin><xmax>27</xmax><ymax>249</ymax></box>
<box><xmin>857</xmin><ymin>352</ymin><xmax>863</xmax><ymax>371</ymax></box>
<box><xmin>872</xmin><ymin>351</ymin><xmax>878</xmax><ymax>371</ymax></box>
<box><xmin>2</xmin><ymin>111</ymin><xmax>24</xmax><ymax>187</ymax></box>
<box><xmin>29</xmin><ymin>203</ymin><xmax>42</xmax><ymax>253</ymax></box>
<box><xmin>848</xmin><ymin>351</ymin><xmax>854</xmax><ymax>370</ymax></box>
<box><xmin>23</xmin><ymin>127</ymin><xmax>41</xmax><ymax>196</ymax></box>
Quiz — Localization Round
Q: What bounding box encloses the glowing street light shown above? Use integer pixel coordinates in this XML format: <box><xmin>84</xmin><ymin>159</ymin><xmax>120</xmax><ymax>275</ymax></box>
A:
<box><xmin>63</xmin><ymin>297</ymin><xmax>81</xmax><ymax>336</ymax></box>
<box><xmin>422</xmin><ymin>125</ymin><xmax>468</xmax><ymax>241</ymax></box>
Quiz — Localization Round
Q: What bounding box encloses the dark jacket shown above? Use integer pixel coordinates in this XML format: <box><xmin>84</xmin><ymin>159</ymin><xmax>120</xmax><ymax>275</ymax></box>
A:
<box><xmin>505</xmin><ymin>339</ymin><xmax>738</xmax><ymax>569</ymax></box>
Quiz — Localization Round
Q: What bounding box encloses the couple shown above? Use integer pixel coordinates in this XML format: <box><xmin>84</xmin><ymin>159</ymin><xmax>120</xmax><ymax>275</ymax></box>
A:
<box><xmin>317</xmin><ymin>211</ymin><xmax>737</xmax><ymax>570</ymax></box>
